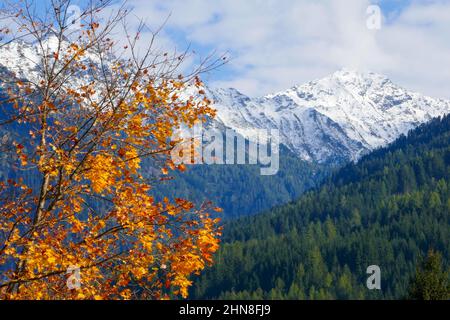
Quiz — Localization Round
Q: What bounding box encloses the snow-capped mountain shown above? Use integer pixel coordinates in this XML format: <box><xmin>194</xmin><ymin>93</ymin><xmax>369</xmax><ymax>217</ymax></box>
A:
<box><xmin>209</xmin><ymin>69</ymin><xmax>450</xmax><ymax>164</ymax></box>
<box><xmin>0</xmin><ymin>36</ymin><xmax>102</xmax><ymax>84</ymax></box>
<box><xmin>1</xmin><ymin>39</ymin><xmax>449</xmax><ymax>164</ymax></box>
<box><xmin>0</xmin><ymin>36</ymin><xmax>110</xmax><ymax>106</ymax></box>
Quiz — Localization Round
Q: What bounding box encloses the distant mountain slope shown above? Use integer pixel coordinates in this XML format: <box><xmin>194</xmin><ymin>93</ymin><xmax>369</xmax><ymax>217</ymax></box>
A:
<box><xmin>148</xmin><ymin>145</ymin><xmax>328</xmax><ymax>218</ymax></box>
<box><xmin>0</xmin><ymin>37</ymin><xmax>105</xmax><ymax>90</ymax></box>
<box><xmin>192</xmin><ymin>114</ymin><xmax>450</xmax><ymax>299</ymax></box>
<box><xmin>209</xmin><ymin>69</ymin><xmax>450</xmax><ymax>164</ymax></box>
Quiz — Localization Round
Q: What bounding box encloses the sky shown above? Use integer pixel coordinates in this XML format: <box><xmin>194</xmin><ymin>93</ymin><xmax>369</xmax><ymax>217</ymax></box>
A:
<box><xmin>6</xmin><ymin>0</ymin><xmax>450</xmax><ymax>99</ymax></box>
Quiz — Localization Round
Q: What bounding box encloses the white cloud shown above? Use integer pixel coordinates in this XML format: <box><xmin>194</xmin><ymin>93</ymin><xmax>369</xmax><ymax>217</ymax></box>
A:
<box><xmin>121</xmin><ymin>0</ymin><xmax>450</xmax><ymax>99</ymax></box>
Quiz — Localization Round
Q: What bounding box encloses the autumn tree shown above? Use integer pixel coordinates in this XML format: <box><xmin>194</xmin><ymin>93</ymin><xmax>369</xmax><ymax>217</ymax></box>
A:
<box><xmin>0</xmin><ymin>0</ymin><xmax>223</xmax><ymax>299</ymax></box>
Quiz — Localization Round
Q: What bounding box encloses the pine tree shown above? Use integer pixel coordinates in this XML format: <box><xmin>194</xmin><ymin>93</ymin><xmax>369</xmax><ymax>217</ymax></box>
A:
<box><xmin>408</xmin><ymin>250</ymin><xmax>450</xmax><ymax>300</ymax></box>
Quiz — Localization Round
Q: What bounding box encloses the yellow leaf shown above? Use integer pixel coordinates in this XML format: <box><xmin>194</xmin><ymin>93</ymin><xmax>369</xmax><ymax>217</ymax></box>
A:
<box><xmin>77</xmin><ymin>292</ymin><xmax>86</xmax><ymax>299</ymax></box>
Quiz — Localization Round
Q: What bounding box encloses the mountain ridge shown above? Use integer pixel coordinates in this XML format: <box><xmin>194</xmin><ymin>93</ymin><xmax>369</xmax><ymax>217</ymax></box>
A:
<box><xmin>1</xmin><ymin>40</ymin><xmax>449</xmax><ymax>165</ymax></box>
<box><xmin>209</xmin><ymin>69</ymin><xmax>450</xmax><ymax>164</ymax></box>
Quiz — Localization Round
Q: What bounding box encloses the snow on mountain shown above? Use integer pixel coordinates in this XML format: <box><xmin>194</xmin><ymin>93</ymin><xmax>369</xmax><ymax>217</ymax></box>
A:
<box><xmin>0</xmin><ymin>36</ymin><xmax>105</xmax><ymax>100</ymax></box>
<box><xmin>1</xmin><ymin>39</ymin><xmax>449</xmax><ymax>164</ymax></box>
<box><xmin>0</xmin><ymin>40</ymin><xmax>40</xmax><ymax>82</ymax></box>
<box><xmin>209</xmin><ymin>69</ymin><xmax>450</xmax><ymax>164</ymax></box>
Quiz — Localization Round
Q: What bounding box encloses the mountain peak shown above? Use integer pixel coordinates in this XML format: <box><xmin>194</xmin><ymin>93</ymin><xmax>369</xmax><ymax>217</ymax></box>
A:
<box><xmin>211</xmin><ymin>69</ymin><xmax>450</xmax><ymax>164</ymax></box>
<box><xmin>330</xmin><ymin>68</ymin><xmax>388</xmax><ymax>83</ymax></box>
<box><xmin>267</xmin><ymin>69</ymin><xmax>392</xmax><ymax>101</ymax></box>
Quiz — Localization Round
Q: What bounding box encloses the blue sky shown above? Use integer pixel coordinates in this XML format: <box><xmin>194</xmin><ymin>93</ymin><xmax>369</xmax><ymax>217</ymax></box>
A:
<box><xmin>5</xmin><ymin>0</ymin><xmax>450</xmax><ymax>98</ymax></box>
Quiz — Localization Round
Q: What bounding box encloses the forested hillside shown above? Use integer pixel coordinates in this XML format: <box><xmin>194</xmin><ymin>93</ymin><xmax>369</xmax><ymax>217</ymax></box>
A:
<box><xmin>192</xmin><ymin>115</ymin><xmax>450</xmax><ymax>299</ymax></box>
<box><xmin>148</xmin><ymin>145</ymin><xmax>328</xmax><ymax>217</ymax></box>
